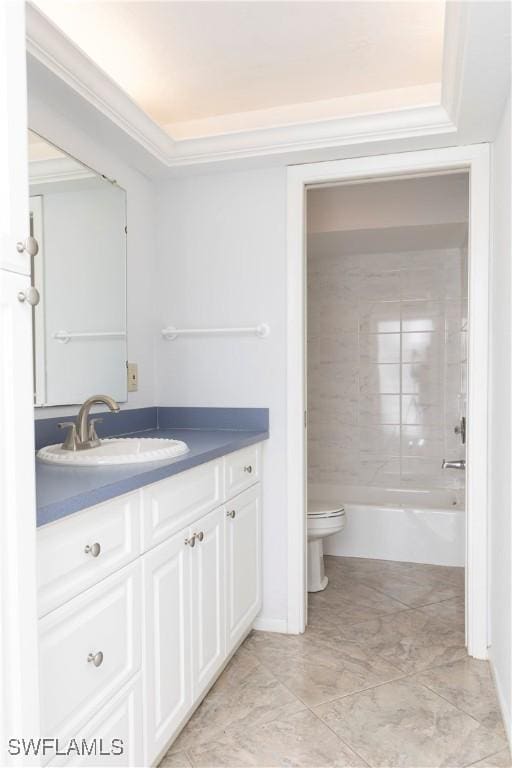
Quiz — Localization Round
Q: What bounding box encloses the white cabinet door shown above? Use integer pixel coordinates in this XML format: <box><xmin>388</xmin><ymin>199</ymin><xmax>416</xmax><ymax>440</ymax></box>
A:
<box><xmin>47</xmin><ymin>675</ymin><xmax>143</xmax><ymax>767</ymax></box>
<box><xmin>225</xmin><ymin>485</ymin><xmax>262</xmax><ymax>653</ymax></box>
<box><xmin>0</xmin><ymin>4</ymin><xmax>40</xmax><ymax>757</ymax></box>
<box><xmin>191</xmin><ymin>505</ymin><xmax>226</xmax><ymax>699</ymax></box>
<box><xmin>0</xmin><ymin>267</ymin><xmax>40</xmax><ymax>760</ymax></box>
<box><xmin>0</xmin><ymin>0</ymin><xmax>31</xmax><ymax>275</ymax></box>
<box><xmin>143</xmin><ymin>530</ymin><xmax>192</xmax><ymax>766</ymax></box>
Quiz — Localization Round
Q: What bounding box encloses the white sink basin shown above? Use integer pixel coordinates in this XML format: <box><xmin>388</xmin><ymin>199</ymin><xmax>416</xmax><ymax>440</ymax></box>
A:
<box><xmin>37</xmin><ymin>437</ymin><xmax>189</xmax><ymax>467</ymax></box>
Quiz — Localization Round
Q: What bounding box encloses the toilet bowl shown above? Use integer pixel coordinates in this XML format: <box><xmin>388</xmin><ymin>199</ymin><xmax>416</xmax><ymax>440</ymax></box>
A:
<box><xmin>307</xmin><ymin>500</ymin><xmax>345</xmax><ymax>592</ymax></box>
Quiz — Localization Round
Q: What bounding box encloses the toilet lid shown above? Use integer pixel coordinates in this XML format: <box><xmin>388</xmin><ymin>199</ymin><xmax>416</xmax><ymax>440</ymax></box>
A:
<box><xmin>308</xmin><ymin>500</ymin><xmax>345</xmax><ymax>518</ymax></box>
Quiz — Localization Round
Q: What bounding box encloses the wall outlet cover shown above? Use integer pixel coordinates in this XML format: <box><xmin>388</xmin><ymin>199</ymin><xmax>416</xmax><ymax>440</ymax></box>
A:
<box><xmin>127</xmin><ymin>362</ymin><xmax>138</xmax><ymax>392</ymax></box>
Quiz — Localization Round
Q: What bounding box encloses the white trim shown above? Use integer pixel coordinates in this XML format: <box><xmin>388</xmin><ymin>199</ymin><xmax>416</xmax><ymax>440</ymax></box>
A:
<box><xmin>25</xmin><ymin>3</ymin><xmax>175</xmax><ymax>166</ymax></box>
<box><xmin>29</xmin><ymin>156</ymin><xmax>94</xmax><ymax>185</ymax></box>
<box><xmin>24</xmin><ymin>3</ymin><xmax>460</xmax><ymax>172</ymax></box>
<box><xmin>252</xmin><ymin>616</ymin><xmax>288</xmax><ymax>634</ymax></box>
<box><xmin>286</xmin><ymin>144</ymin><xmax>491</xmax><ymax>659</ymax></box>
<box><xmin>489</xmin><ymin>655</ymin><xmax>512</xmax><ymax>747</ymax></box>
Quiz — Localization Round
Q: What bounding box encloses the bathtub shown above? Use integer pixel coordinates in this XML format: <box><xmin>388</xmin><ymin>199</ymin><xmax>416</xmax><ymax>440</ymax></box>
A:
<box><xmin>308</xmin><ymin>484</ymin><xmax>465</xmax><ymax>567</ymax></box>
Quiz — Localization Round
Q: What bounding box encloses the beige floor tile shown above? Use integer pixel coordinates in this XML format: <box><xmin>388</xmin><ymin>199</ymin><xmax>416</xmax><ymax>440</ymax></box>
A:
<box><xmin>159</xmin><ymin>750</ymin><xmax>192</xmax><ymax>767</ymax></box>
<box><xmin>171</xmin><ymin>646</ymin><xmax>305</xmax><ymax>752</ymax></box>
<box><xmin>338</xmin><ymin>608</ymin><xmax>467</xmax><ymax>674</ymax></box>
<box><xmin>325</xmin><ymin>556</ymin><xmax>464</xmax><ymax>608</ymax></box>
<box><xmin>245</xmin><ymin>628</ymin><xmax>404</xmax><ymax>707</ymax></box>
<box><xmin>420</xmin><ymin>596</ymin><xmax>465</xmax><ymax>629</ymax></box>
<box><xmin>187</xmin><ymin>708</ymin><xmax>368</xmax><ymax>767</ymax></box>
<box><xmin>470</xmin><ymin>748</ymin><xmax>512</xmax><ymax>767</ymax></box>
<box><xmin>315</xmin><ymin>677</ymin><xmax>507</xmax><ymax>768</ymax></box>
<box><xmin>412</xmin><ymin>658</ymin><xmax>507</xmax><ymax>737</ymax></box>
<box><xmin>309</xmin><ymin>578</ymin><xmax>409</xmax><ymax>629</ymax></box>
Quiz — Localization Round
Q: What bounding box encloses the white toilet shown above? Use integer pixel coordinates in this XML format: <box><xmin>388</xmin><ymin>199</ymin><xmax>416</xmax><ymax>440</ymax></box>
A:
<box><xmin>307</xmin><ymin>500</ymin><xmax>346</xmax><ymax>592</ymax></box>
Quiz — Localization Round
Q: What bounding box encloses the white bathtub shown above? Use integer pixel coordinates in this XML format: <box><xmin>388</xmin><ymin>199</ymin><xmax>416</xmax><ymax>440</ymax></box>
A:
<box><xmin>308</xmin><ymin>484</ymin><xmax>465</xmax><ymax>567</ymax></box>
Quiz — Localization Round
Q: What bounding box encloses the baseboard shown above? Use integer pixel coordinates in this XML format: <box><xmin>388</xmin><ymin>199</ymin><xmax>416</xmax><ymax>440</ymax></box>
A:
<box><xmin>252</xmin><ymin>615</ymin><xmax>288</xmax><ymax>633</ymax></box>
<box><xmin>489</xmin><ymin>653</ymin><xmax>512</xmax><ymax>748</ymax></box>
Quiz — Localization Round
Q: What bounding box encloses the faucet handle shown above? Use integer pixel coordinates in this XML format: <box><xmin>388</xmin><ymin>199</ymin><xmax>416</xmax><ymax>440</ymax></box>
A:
<box><xmin>88</xmin><ymin>417</ymin><xmax>103</xmax><ymax>442</ymax></box>
<box><xmin>58</xmin><ymin>421</ymin><xmax>78</xmax><ymax>451</ymax></box>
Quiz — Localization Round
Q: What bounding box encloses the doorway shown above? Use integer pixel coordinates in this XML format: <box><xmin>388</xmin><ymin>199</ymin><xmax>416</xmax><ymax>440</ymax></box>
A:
<box><xmin>286</xmin><ymin>146</ymin><xmax>491</xmax><ymax>659</ymax></box>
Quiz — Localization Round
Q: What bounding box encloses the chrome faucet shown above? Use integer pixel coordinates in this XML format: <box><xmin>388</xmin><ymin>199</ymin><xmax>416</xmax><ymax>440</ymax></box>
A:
<box><xmin>58</xmin><ymin>394</ymin><xmax>120</xmax><ymax>451</ymax></box>
<box><xmin>442</xmin><ymin>459</ymin><xmax>466</xmax><ymax>470</ymax></box>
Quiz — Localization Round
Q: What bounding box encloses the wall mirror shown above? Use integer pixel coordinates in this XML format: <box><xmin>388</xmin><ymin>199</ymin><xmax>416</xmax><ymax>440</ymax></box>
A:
<box><xmin>28</xmin><ymin>130</ymin><xmax>127</xmax><ymax>406</ymax></box>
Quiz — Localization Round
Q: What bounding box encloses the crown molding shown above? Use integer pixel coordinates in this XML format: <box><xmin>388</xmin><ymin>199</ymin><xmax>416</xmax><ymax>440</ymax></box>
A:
<box><xmin>27</xmin><ymin>1</ymin><xmax>497</xmax><ymax>175</ymax></box>
<box><xmin>25</xmin><ymin>2</ymin><xmax>176</xmax><ymax>166</ymax></box>
<box><xmin>28</xmin><ymin>156</ymin><xmax>94</xmax><ymax>184</ymax></box>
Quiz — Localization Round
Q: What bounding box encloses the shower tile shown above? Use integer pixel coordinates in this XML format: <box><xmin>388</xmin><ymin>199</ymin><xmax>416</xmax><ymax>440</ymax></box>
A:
<box><xmin>401</xmin><ymin>457</ymin><xmax>447</xmax><ymax>488</ymax></box>
<box><xmin>402</xmin><ymin>331</ymin><xmax>443</xmax><ymax>365</ymax></box>
<box><xmin>359</xmin><ymin>333</ymin><xmax>400</xmax><ymax>364</ymax></box>
<box><xmin>446</xmin><ymin>331</ymin><xmax>467</xmax><ymax>364</ymax></box>
<box><xmin>360</xmin><ymin>363</ymin><xmax>400</xmax><ymax>394</ymax></box>
<box><xmin>359</xmin><ymin>300</ymin><xmax>400</xmax><ymax>333</ymax></box>
<box><xmin>359</xmin><ymin>458</ymin><xmax>401</xmax><ymax>487</ymax></box>
<box><xmin>401</xmin><ymin>267</ymin><xmax>445</xmax><ymax>301</ymax></box>
<box><xmin>307</xmin><ymin>300</ymin><xmax>359</xmax><ymax>335</ymax></box>
<box><xmin>401</xmin><ymin>362</ymin><xmax>442</xmax><ymax>398</ymax></box>
<box><xmin>444</xmin><ymin>260</ymin><xmax>465</xmax><ymax>299</ymax></box>
<box><xmin>400</xmin><ymin>249</ymin><xmax>449</xmax><ymax>270</ymax></box>
<box><xmin>359</xmin><ymin>425</ymin><xmax>400</xmax><ymax>456</ymax></box>
<box><xmin>401</xmin><ymin>425</ymin><xmax>444</xmax><ymax>458</ymax></box>
<box><xmin>308</xmin><ymin>334</ymin><xmax>358</xmax><ymax>365</ymax></box>
<box><xmin>401</xmin><ymin>395</ymin><xmax>443</xmax><ymax>426</ymax></box>
<box><xmin>446</xmin><ymin>299</ymin><xmax>468</xmax><ymax>332</ymax></box>
<box><xmin>357</xmin><ymin>251</ymin><xmax>404</xmax><ymax>272</ymax></box>
<box><xmin>358</xmin><ymin>270</ymin><xmax>401</xmax><ymax>301</ymax></box>
<box><xmin>401</xmin><ymin>300</ymin><xmax>445</xmax><ymax>332</ymax></box>
<box><xmin>359</xmin><ymin>394</ymin><xmax>400</xmax><ymax>425</ymax></box>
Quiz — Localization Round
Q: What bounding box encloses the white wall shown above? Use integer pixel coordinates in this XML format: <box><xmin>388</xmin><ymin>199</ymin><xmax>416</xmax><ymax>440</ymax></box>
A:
<box><xmin>488</xmin><ymin>94</ymin><xmax>512</xmax><ymax>741</ymax></box>
<box><xmin>155</xmin><ymin>168</ymin><xmax>288</xmax><ymax>628</ymax></box>
<box><xmin>28</xmin><ymin>95</ymin><xmax>158</xmax><ymax>417</ymax></box>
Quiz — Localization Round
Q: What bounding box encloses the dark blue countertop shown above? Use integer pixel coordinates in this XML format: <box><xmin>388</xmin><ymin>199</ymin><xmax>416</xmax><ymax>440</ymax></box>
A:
<box><xmin>36</xmin><ymin>424</ymin><xmax>268</xmax><ymax>527</ymax></box>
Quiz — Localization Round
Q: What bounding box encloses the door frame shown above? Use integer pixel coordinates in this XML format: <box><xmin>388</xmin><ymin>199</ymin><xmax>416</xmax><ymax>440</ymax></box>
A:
<box><xmin>286</xmin><ymin>144</ymin><xmax>490</xmax><ymax>659</ymax></box>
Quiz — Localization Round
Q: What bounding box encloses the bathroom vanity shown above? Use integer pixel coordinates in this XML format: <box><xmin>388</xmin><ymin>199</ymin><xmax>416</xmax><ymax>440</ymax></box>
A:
<box><xmin>37</xmin><ymin>439</ymin><xmax>264</xmax><ymax>766</ymax></box>
<box><xmin>28</xmin><ymin>126</ymin><xmax>269</xmax><ymax>765</ymax></box>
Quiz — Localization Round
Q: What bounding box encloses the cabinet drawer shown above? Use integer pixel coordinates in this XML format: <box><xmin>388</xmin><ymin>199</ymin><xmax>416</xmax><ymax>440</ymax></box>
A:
<box><xmin>47</xmin><ymin>675</ymin><xmax>143</xmax><ymax>767</ymax></box>
<box><xmin>224</xmin><ymin>444</ymin><xmax>261</xmax><ymax>499</ymax></box>
<box><xmin>39</xmin><ymin>561</ymin><xmax>142</xmax><ymax>741</ymax></box>
<box><xmin>142</xmin><ymin>459</ymin><xmax>223</xmax><ymax>550</ymax></box>
<box><xmin>38</xmin><ymin>492</ymin><xmax>141</xmax><ymax>616</ymax></box>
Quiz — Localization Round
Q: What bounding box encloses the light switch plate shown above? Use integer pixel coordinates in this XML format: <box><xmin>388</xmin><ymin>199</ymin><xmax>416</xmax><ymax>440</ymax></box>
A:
<box><xmin>127</xmin><ymin>362</ymin><xmax>138</xmax><ymax>392</ymax></box>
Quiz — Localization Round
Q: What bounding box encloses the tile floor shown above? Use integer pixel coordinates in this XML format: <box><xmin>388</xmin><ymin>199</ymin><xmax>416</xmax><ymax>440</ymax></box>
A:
<box><xmin>161</xmin><ymin>556</ymin><xmax>511</xmax><ymax>768</ymax></box>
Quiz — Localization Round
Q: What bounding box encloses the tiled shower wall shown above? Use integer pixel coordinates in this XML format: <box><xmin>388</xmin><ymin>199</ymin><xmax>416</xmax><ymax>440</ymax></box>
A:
<box><xmin>307</xmin><ymin>248</ymin><xmax>468</xmax><ymax>490</ymax></box>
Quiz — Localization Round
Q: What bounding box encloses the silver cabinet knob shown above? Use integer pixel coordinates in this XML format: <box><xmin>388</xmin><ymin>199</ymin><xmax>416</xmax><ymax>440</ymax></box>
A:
<box><xmin>185</xmin><ymin>535</ymin><xmax>196</xmax><ymax>547</ymax></box>
<box><xmin>17</xmin><ymin>287</ymin><xmax>40</xmax><ymax>306</ymax></box>
<box><xmin>243</xmin><ymin>465</ymin><xmax>253</xmax><ymax>474</ymax></box>
<box><xmin>84</xmin><ymin>542</ymin><xmax>101</xmax><ymax>557</ymax></box>
<box><xmin>196</xmin><ymin>531</ymin><xmax>204</xmax><ymax>542</ymax></box>
<box><xmin>87</xmin><ymin>651</ymin><xmax>104</xmax><ymax>667</ymax></box>
<box><xmin>16</xmin><ymin>236</ymin><xmax>39</xmax><ymax>257</ymax></box>
<box><xmin>226</xmin><ymin>510</ymin><xmax>236</xmax><ymax>519</ymax></box>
